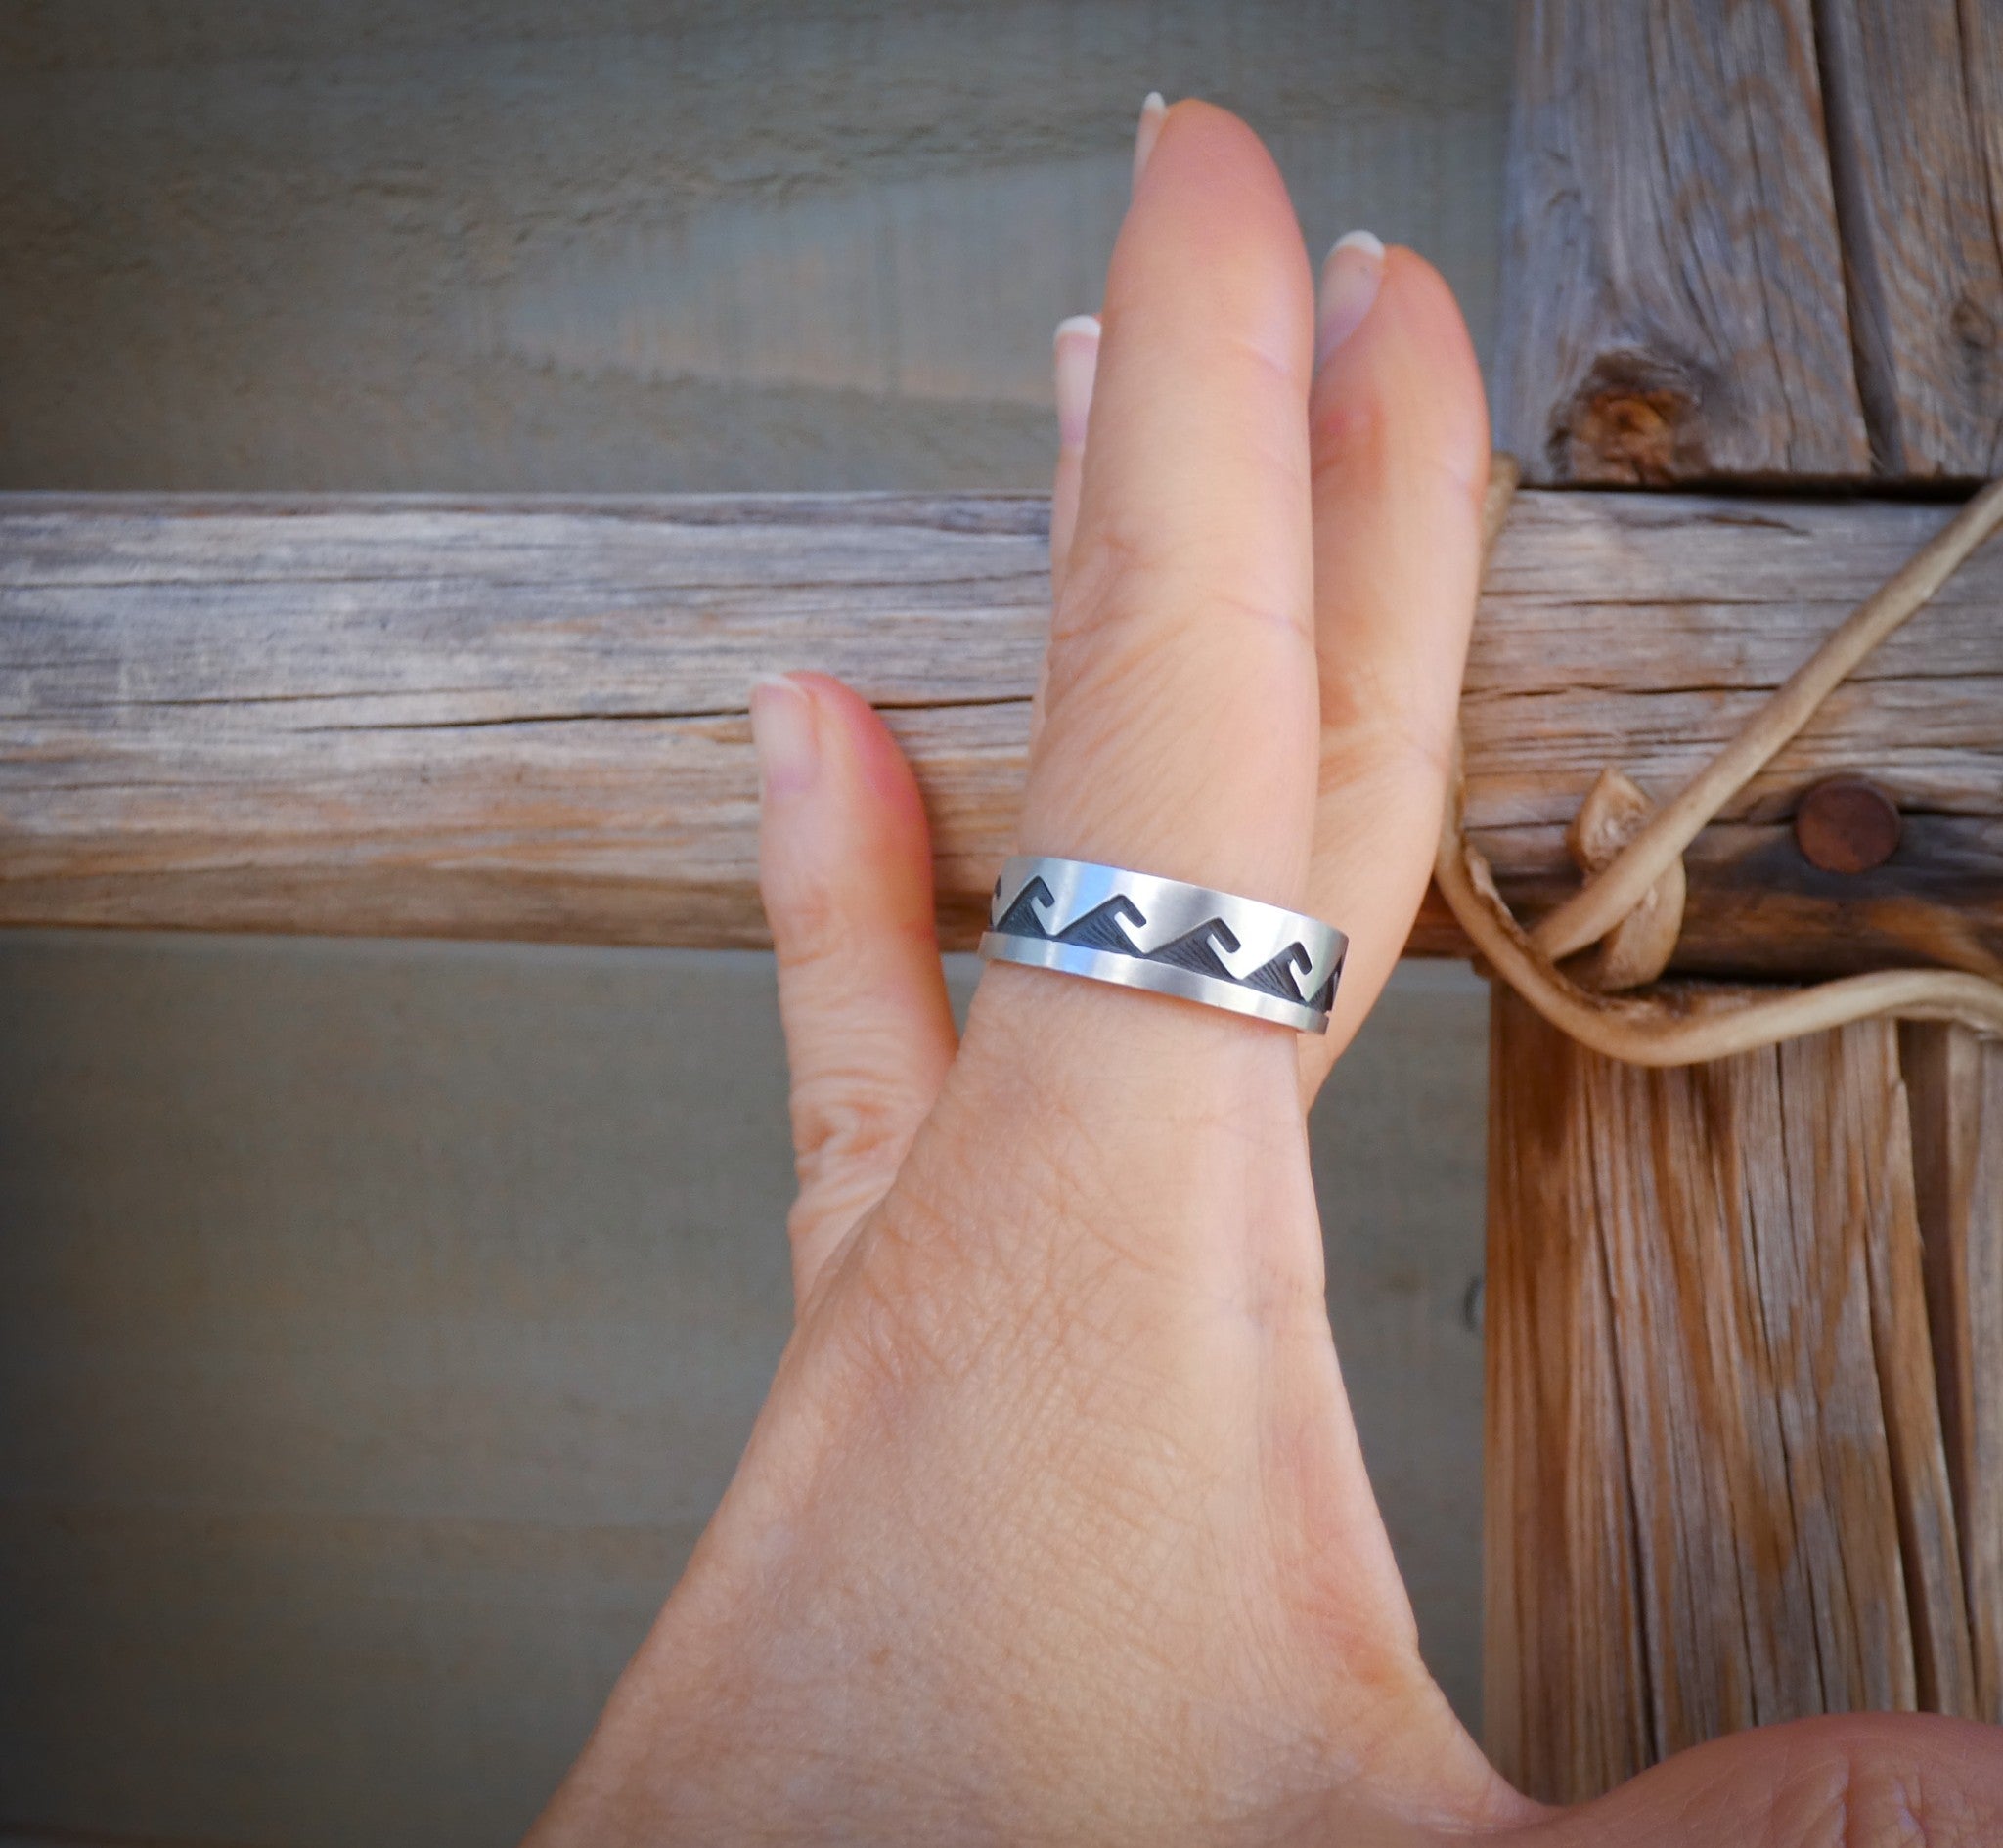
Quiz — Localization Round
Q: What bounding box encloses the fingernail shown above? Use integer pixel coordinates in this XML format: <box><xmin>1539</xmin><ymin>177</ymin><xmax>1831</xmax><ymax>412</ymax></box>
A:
<box><xmin>1053</xmin><ymin>314</ymin><xmax>1101</xmax><ymax>450</ymax></box>
<box><xmin>749</xmin><ymin>673</ymin><xmax>819</xmax><ymax>800</ymax></box>
<box><xmin>1133</xmin><ymin>91</ymin><xmax>1166</xmax><ymax>193</ymax></box>
<box><xmin>1316</xmin><ymin>230</ymin><xmax>1385</xmax><ymax>368</ymax></box>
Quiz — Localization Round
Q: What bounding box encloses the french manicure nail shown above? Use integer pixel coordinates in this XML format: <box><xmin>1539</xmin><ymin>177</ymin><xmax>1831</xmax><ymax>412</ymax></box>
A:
<box><xmin>1133</xmin><ymin>91</ymin><xmax>1166</xmax><ymax>193</ymax></box>
<box><xmin>749</xmin><ymin>673</ymin><xmax>819</xmax><ymax>800</ymax></box>
<box><xmin>1053</xmin><ymin>314</ymin><xmax>1101</xmax><ymax>450</ymax></box>
<box><xmin>1316</xmin><ymin>230</ymin><xmax>1385</xmax><ymax>367</ymax></box>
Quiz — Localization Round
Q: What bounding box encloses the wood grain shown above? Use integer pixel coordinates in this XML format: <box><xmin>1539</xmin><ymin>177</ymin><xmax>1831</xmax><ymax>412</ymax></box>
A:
<box><xmin>1493</xmin><ymin>0</ymin><xmax>1871</xmax><ymax>484</ymax></box>
<box><xmin>1812</xmin><ymin>0</ymin><xmax>2003</xmax><ymax>478</ymax></box>
<box><xmin>1483</xmin><ymin>992</ymin><xmax>1651</xmax><ymax>1801</ymax></box>
<box><xmin>9</xmin><ymin>489</ymin><xmax>2003</xmax><ymax>972</ymax></box>
<box><xmin>0</xmin><ymin>493</ymin><xmax>1049</xmax><ymax>950</ymax></box>
<box><xmin>1901</xmin><ymin>1021</ymin><xmax>2003</xmax><ymax>1719</ymax></box>
<box><xmin>1486</xmin><ymin>990</ymin><xmax>1974</xmax><ymax>1803</ymax></box>
<box><xmin>1842</xmin><ymin>1024</ymin><xmax>1977</xmax><ymax>1718</ymax></box>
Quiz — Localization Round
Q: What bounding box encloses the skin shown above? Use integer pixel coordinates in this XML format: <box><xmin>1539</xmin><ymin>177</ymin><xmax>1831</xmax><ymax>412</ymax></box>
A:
<box><xmin>526</xmin><ymin>103</ymin><xmax>2003</xmax><ymax>1846</ymax></box>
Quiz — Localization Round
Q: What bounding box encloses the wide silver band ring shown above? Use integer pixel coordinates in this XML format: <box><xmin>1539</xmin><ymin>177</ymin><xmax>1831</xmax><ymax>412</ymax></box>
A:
<box><xmin>978</xmin><ymin>856</ymin><xmax>1347</xmax><ymax>1034</ymax></box>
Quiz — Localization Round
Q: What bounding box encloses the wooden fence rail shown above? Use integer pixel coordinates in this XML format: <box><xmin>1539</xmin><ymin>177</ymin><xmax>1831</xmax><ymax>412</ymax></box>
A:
<box><xmin>6</xmin><ymin>487</ymin><xmax>2003</xmax><ymax>977</ymax></box>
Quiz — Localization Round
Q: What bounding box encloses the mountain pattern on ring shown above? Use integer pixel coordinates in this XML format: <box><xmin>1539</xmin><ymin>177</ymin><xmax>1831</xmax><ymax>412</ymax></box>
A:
<box><xmin>991</xmin><ymin>876</ymin><xmax>1337</xmax><ymax>1010</ymax></box>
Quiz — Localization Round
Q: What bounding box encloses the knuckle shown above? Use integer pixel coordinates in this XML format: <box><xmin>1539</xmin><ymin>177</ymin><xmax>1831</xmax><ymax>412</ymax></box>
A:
<box><xmin>1310</xmin><ymin>380</ymin><xmax>1392</xmax><ymax>478</ymax></box>
<box><xmin>789</xmin><ymin>1070</ymin><xmax>919</xmax><ymax>1199</ymax></box>
<box><xmin>1046</xmin><ymin>514</ymin><xmax>1163</xmax><ymax>652</ymax></box>
<box><xmin>1044</xmin><ymin>556</ymin><xmax>1313</xmax><ymax>738</ymax></box>
<box><xmin>770</xmin><ymin>868</ymin><xmax>848</xmax><ymax>975</ymax></box>
<box><xmin>1318</xmin><ymin>698</ymin><xmax>1455</xmax><ymax>799</ymax></box>
<box><xmin>1310</xmin><ymin>384</ymin><xmax>1488</xmax><ymax>524</ymax></box>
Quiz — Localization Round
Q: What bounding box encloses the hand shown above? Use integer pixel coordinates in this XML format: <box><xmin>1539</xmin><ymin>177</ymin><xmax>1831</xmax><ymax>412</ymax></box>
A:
<box><xmin>527</xmin><ymin>102</ymin><xmax>2003</xmax><ymax>1846</ymax></box>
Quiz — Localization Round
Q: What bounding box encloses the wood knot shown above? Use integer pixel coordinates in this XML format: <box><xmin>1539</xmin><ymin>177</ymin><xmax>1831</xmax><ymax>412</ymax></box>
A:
<box><xmin>1793</xmin><ymin>776</ymin><xmax>1901</xmax><ymax>874</ymax></box>
<box><xmin>1552</xmin><ymin>350</ymin><xmax>1708</xmax><ymax>485</ymax></box>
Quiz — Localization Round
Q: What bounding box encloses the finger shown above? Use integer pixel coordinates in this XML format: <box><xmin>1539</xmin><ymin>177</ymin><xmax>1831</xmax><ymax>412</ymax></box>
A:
<box><xmin>972</xmin><ymin>101</ymin><xmax>1320</xmax><ymax>1086</ymax></box>
<box><xmin>1047</xmin><ymin>84</ymin><xmax>1161</xmax><ymax>610</ymax></box>
<box><xmin>1034</xmin><ymin>314</ymin><xmax>1101</xmax><ymax>751</ymax></box>
<box><xmin>1044</xmin><ymin>314</ymin><xmax>1100</xmax><ymax>629</ymax></box>
<box><xmin>751</xmin><ymin>672</ymin><xmax>957</xmax><ymax>1310</ymax></box>
<box><xmin>1132</xmin><ymin>89</ymin><xmax>1166</xmax><ymax>193</ymax></box>
<box><xmin>1296</xmin><ymin>237</ymin><xmax>1490</xmax><ymax>1095</ymax></box>
<box><xmin>1041</xmin><ymin>94</ymin><xmax>1158</xmax><ymax>705</ymax></box>
<box><xmin>1046</xmin><ymin>314</ymin><xmax>1100</xmax><ymax>603</ymax></box>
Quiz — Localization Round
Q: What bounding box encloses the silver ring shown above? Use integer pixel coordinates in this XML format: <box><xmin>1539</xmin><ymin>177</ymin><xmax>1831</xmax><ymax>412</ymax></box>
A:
<box><xmin>978</xmin><ymin>856</ymin><xmax>1346</xmax><ymax>1034</ymax></box>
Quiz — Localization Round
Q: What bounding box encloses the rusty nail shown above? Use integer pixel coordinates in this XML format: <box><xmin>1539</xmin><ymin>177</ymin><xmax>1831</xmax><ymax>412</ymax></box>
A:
<box><xmin>1793</xmin><ymin>776</ymin><xmax>1902</xmax><ymax>875</ymax></box>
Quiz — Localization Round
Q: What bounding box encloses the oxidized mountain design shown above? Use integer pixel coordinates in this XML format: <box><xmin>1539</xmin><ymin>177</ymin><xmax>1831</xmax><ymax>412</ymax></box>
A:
<box><xmin>985</xmin><ymin>857</ymin><xmax>1343</xmax><ymax>1030</ymax></box>
<box><xmin>1053</xmin><ymin>896</ymin><xmax>1148</xmax><ymax>951</ymax></box>
<box><xmin>1244</xmin><ymin>942</ymin><xmax>1312</xmax><ymax>1000</ymax></box>
<box><xmin>993</xmin><ymin>876</ymin><xmax>1057</xmax><ymax>938</ymax></box>
<box><xmin>990</xmin><ymin>872</ymin><xmax>1325</xmax><ymax>1002</ymax></box>
<box><xmin>1140</xmin><ymin>918</ymin><xmax>1243</xmax><ymax>982</ymax></box>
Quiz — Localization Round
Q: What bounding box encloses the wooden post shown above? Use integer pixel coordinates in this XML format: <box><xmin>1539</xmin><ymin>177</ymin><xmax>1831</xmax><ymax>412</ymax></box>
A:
<box><xmin>1485</xmin><ymin>0</ymin><xmax>2003</xmax><ymax>1802</ymax></box>
<box><xmin>1902</xmin><ymin>1024</ymin><xmax>2003</xmax><ymax>1716</ymax></box>
<box><xmin>1486</xmin><ymin>993</ymin><xmax>1980</xmax><ymax>1798</ymax></box>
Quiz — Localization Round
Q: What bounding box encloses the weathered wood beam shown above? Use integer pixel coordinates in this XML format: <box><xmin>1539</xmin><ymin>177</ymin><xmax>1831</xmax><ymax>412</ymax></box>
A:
<box><xmin>1493</xmin><ymin>0</ymin><xmax>1871</xmax><ymax>485</ymax></box>
<box><xmin>1812</xmin><ymin>0</ymin><xmax>2003</xmax><ymax>479</ymax></box>
<box><xmin>5</xmin><ymin>489</ymin><xmax>2003</xmax><ymax>972</ymax></box>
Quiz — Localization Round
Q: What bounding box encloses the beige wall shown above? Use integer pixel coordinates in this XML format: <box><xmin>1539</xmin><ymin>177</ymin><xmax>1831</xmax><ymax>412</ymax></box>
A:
<box><xmin>0</xmin><ymin>4</ymin><xmax>1511</xmax><ymax>1841</ymax></box>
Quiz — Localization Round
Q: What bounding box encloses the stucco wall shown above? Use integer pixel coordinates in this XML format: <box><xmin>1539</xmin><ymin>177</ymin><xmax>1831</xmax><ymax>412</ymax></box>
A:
<box><xmin>0</xmin><ymin>0</ymin><xmax>1509</xmax><ymax>490</ymax></box>
<box><xmin>0</xmin><ymin>939</ymin><xmax>1490</xmax><ymax>1848</ymax></box>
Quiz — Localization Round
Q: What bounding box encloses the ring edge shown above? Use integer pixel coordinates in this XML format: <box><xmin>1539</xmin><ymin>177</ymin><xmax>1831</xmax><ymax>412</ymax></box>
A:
<box><xmin>979</xmin><ymin>931</ymin><xmax>1334</xmax><ymax>1035</ymax></box>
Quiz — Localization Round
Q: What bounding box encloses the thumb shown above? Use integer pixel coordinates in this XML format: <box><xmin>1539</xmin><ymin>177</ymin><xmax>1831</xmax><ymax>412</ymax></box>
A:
<box><xmin>751</xmin><ymin>673</ymin><xmax>957</xmax><ymax>1312</ymax></box>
